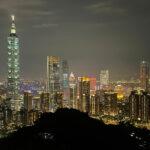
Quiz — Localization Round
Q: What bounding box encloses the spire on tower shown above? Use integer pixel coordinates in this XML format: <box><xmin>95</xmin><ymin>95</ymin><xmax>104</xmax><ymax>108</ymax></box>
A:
<box><xmin>10</xmin><ymin>14</ymin><xmax>16</xmax><ymax>34</ymax></box>
<box><xmin>11</xmin><ymin>15</ymin><xmax>15</xmax><ymax>22</ymax></box>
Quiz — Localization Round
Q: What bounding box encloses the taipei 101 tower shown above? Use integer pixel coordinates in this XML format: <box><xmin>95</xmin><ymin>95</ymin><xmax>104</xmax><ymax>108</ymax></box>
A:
<box><xmin>7</xmin><ymin>15</ymin><xmax>20</xmax><ymax>111</ymax></box>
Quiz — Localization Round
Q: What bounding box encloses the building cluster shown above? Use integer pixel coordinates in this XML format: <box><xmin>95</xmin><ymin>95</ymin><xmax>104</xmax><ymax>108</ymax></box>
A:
<box><xmin>0</xmin><ymin>15</ymin><xmax>150</xmax><ymax>135</ymax></box>
<box><xmin>129</xmin><ymin>90</ymin><xmax>150</xmax><ymax>123</ymax></box>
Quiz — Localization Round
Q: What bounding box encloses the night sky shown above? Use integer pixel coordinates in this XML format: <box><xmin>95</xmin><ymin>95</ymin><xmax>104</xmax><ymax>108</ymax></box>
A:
<box><xmin>0</xmin><ymin>0</ymin><xmax>150</xmax><ymax>80</ymax></box>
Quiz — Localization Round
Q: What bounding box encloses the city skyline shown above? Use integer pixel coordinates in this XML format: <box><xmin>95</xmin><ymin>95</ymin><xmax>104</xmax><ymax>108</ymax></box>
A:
<box><xmin>0</xmin><ymin>0</ymin><xmax>150</xmax><ymax>80</ymax></box>
<box><xmin>0</xmin><ymin>1</ymin><xmax>150</xmax><ymax>148</ymax></box>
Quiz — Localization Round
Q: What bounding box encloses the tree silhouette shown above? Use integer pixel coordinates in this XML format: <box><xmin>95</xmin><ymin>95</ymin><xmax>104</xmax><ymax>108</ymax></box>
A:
<box><xmin>0</xmin><ymin>108</ymin><xmax>150</xmax><ymax>150</ymax></box>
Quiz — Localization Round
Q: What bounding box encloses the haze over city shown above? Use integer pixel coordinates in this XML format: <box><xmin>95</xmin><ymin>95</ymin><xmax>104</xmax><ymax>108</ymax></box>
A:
<box><xmin>0</xmin><ymin>0</ymin><xmax>150</xmax><ymax>80</ymax></box>
<box><xmin>0</xmin><ymin>1</ymin><xmax>150</xmax><ymax>150</ymax></box>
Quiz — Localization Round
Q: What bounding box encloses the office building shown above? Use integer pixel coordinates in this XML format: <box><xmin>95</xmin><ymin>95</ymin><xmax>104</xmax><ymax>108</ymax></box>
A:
<box><xmin>78</xmin><ymin>77</ymin><xmax>90</xmax><ymax>113</ymax></box>
<box><xmin>103</xmin><ymin>92</ymin><xmax>118</xmax><ymax>116</ymax></box>
<box><xmin>24</xmin><ymin>92</ymin><xmax>32</xmax><ymax>112</ymax></box>
<box><xmin>61</xmin><ymin>59</ymin><xmax>70</xmax><ymax>108</ymax></box>
<box><xmin>100</xmin><ymin>70</ymin><xmax>109</xmax><ymax>86</ymax></box>
<box><xmin>90</xmin><ymin>94</ymin><xmax>100</xmax><ymax>116</ymax></box>
<box><xmin>7</xmin><ymin>15</ymin><xmax>20</xmax><ymax>111</ymax></box>
<box><xmin>89</xmin><ymin>77</ymin><xmax>96</xmax><ymax>95</ymax></box>
<box><xmin>47</xmin><ymin>56</ymin><xmax>62</xmax><ymax>111</ymax></box>
<box><xmin>140</xmin><ymin>61</ymin><xmax>149</xmax><ymax>91</ymax></box>
<box><xmin>40</xmin><ymin>92</ymin><xmax>50</xmax><ymax>112</ymax></box>
<box><xmin>69</xmin><ymin>72</ymin><xmax>77</xmax><ymax>109</ymax></box>
<box><xmin>129</xmin><ymin>90</ymin><xmax>150</xmax><ymax>123</ymax></box>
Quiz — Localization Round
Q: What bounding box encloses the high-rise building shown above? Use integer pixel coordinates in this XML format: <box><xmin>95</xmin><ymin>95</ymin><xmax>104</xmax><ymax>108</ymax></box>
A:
<box><xmin>24</xmin><ymin>92</ymin><xmax>32</xmax><ymax>112</ymax></box>
<box><xmin>62</xmin><ymin>60</ymin><xmax>69</xmax><ymax>88</ymax></box>
<box><xmin>103</xmin><ymin>92</ymin><xmax>118</xmax><ymax>116</ymax></box>
<box><xmin>32</xmin><ymin>96</ymin><xmax>41</xmax><ymax>110</ymax></box>
<box><xmin>100</xmin><ymin>70</ymin><xmax>109</xmax><ymax>86</ymax></box>
<box><xmin>23</xmin><ymin>92</ymin><xmax>32</xmax><ymax>125</ymax></box>
<box><xmin>69</xmin><ymin>72</ymin><xmax>77</xmax><ymax>109</ymax></box>
<box><xmin>40</xmin><ymin>92</ymin><xmax>50</xmax><ymax>112</ymax></box>
<box><xmin>89</xmin><ymin>77</ymin><xmax>96</xmax><ymax>96</ymax></box>
<box><xmin>114</xmin><ymin>85</ymin><xmax>125</xmax><ymax>101</ymax></box>
<box><xmin>89</xmin><ymin>77</ymin><xmax>96</xmax><ymax>91</ymax></box>
<box><xmin>61</xmin><ymin>59</ymin><xmax>70</xmax><ymax>108</ymax></box>
<box><xmin>7</xmin><ymin>15</ymin><xmax>20</xmax><ymax>111</ymax></box>
<box><xmin>78</xmin><ymin>77</ymin><xmax>90</xmax><ymax>113</ymax></box>
<box><xmin>140</xmin><ymin>61</ymin><xmax>149</xmax><ymax>91</ymax></box>
<box><xmin>90</xmin><ymin>94</ymin><xmax>100</xmax><ymax>116</ymax></box>
<box><xmin>47</xmin><ymin>56</ymin><xmax>62</xmax><ymax>112</ymax></box>
<box><xmin>129</xmin><ymin>90</ymin><xmax>150</xmax><ymax>123</ymax></box>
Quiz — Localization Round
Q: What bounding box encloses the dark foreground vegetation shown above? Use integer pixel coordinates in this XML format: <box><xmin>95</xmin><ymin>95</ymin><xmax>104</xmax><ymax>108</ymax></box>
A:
<box><xmin>0</xmin><ymin>108</ymin><xmax>150</xmax><ymax>150</ymax></box>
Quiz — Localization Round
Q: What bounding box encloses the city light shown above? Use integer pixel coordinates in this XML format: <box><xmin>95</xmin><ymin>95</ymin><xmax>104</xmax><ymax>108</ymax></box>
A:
<box><xmin>0</xmin><ymin>6</ymin><xmax>149</xmax><ymax>150</ymax></box>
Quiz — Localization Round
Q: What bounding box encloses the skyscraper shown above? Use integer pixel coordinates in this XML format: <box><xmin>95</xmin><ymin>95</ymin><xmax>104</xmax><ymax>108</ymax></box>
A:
<box><xmin>90</xmin><ymin>94</ymin><xmax>100</xmax><ymax>116</ymax></box>
<box><xmin>89</xmin><ymin>77</ymin><xmax>96</xmax><ymax>91</ymax></box>
<box><xmin>62</xmin><ymin>60</ymin><xmax>69</xmax><ymax>88</ymax></box>
<box><xmin>24</xmin><ymin>92</ymin><xmax>32</xmax><ymax>112</ymax></box>
<box><xmin>78</xmin><ymin>77</ymin><xmax>90</xmax><ymax>113</ymax></box>
<box><xmin>103</xmin><ymin>92</ymin><xmax>118</xmax><ymax>116</ymax></box>
<box><xmin>69</xmin><ymin>72</ymin><xmax>77</xmax><ymax>108</ymax></box>
<box><xmin>100</xmin><ymin>70</ymin><xmax>109</xmax><ymax>86</ymax></box>
<box><xmin>40</xmin><ymin>92</ymin><xmax>50</xmax><ymax>112</ymax></box>
<box><xmin>140</xmin><ymin>61</ymin><xmax>149</xmax><ymax>91</ymax></box>
<box><xmin>47</xmin><ymin>56</ymin><xmax>62</xmax><ymax>112</ymax></box>
<box><xmin>61</xmin><ymin>59</ymin><xmax>70</xmax><ymax>107</ymax></box>
<box><xmin>129</xmin><ymin>90</ymin><xmax>150</xmax><ymax>123</ymax></box>
<box><xmin>7</xmin><ymin>15</ymin><xmax>20</xmax><ymax>110</ymax></box>
<box><xmin>89</xmin><ymin>77</ymin><xmax>97</xmax><ymax>104</ymax></box>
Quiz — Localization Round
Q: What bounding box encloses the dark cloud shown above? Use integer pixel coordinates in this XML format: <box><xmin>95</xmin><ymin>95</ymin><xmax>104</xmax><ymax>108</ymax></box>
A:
<box><xmin>86</xmin><ymin>1</ymin><xmax>128</xmax><ymax>16</ymax></box>
<box><xmin>0</xmin><ymin>0</ymin><xmax>150</xmax><ymax>80</ymax></box>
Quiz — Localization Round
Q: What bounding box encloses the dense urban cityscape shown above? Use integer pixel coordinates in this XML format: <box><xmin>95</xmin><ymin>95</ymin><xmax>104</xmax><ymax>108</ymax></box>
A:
<box><xmin>0</xmin><ymin>15</ymin><xmax>149</xmax><ymax>140</ymax></box>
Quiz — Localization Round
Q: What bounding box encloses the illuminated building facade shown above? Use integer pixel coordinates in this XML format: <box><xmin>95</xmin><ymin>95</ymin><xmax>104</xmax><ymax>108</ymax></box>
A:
<box><xmin>89</xmin><ymin>77</ymin><xmax>96</xmax><ymax>95</ymax></box>
<box><xmin>24</xmin><ymin>92</ymin><xmax>32</xmax><ymax>112</ymax></box>
<box><xmin>40</xmin><ymin>92</ymin><xmax>50</xmax><ymax>112</ymax></box>
<box><xmin>129</xmin><ymin>90</ymin><xmax>150</xmax><ymax>123</ymax></box>
<box><xmin>69</xmin><ymin>72</ymin><xmax>77</xmax><ymax>108</ymax></box>
<box><xmin>89</xmin><ymin>77</ymin><xmax>96</xmax><ymax>91</ymax></box>
<box><xmin>28</xmin><ymin>110</ymin><xmax>40</xmax><ymax>125</ymax></box>
<box><xmin>78</xmin><ymin>77</ymin><xmax>90</xmax><ymax>113</ymax></box>
<box><xmin>140</xmin><ymin>61</ymin><xmax>149</xmax><ymax>91</ymax></box>
<box><xmin>7</xmin><ymin>15</ymin><xmax>20</xmax><ymax>111</ymax></box>
<box><xmin>103</xmin><ymin>92</ymin><xmax>118</xmax><ymax>116</ymax></box>
<box><xmin>114</xmin><ymin>85</ymin><xmax>125</xmax><ymax>101</ymax></box>
<box><xmin>47</xmin><ymin>56</ymin><xmax>62</xmax><ymax>111</ymax></box>
<box><xmin>32</xmin><ymin>96</ymin><xmax>41</xmax><ymax>110</ymax></box>
<box><xmin>100</xmin><ymin>70</ymin><xmax>109</xmax><ymax>86</ymax></box>
<box><xmin>90</xmin><ymin>94</ymin><xmax>100</xmax><ymax>116</ymax></box>
<box><xmin>61</xmin><ymin>59</ymin><xmax>70</xmax><ymax>107</ymax></box>
<box><xmin>0</xmin><ymin>106</ymin><xmax>5</xmax><ymax>129</ymax></box>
